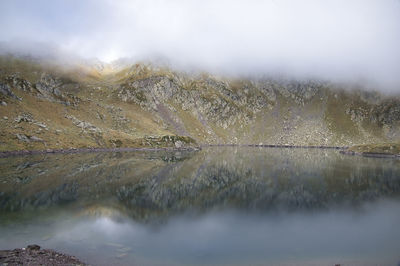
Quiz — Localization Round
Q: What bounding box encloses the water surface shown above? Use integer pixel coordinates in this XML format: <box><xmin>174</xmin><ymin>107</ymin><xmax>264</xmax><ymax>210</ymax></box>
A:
<box><xmin>1</xmin><ymin>147</ymin><xmax>400</xmax><ymax>265</ymax></box>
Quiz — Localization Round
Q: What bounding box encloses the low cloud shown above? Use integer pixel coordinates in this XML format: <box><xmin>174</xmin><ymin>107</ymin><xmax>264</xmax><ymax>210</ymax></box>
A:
<box><xmin>0</xmin><ymin>0</ymin><xmax>399</xmax><ymax>91</ymax></box>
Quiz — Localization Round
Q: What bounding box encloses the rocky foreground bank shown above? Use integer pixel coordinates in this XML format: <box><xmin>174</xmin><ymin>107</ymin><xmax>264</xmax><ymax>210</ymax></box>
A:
<box><xmin>0</xmin><ymin>245</ymin><xmax>86</xmax><ymax>265</ymax></box>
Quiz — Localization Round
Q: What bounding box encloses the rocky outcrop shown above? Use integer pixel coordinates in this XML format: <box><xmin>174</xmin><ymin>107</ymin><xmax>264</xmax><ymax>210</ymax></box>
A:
<box><xmin>65</xmin><ymin>114</ymin><xmax>102</xmax><ymax>134</ymax></box>
<box><xmin>35</xmin><ymin>73</ymin><xmax>63</xmax><ymax>99</ymax></box>
<box><xmin>38</xmin><ymin>74</ymin><xmax>60</xmax><ymax>93</ymax></box>
<box><xmin>140</xmin><ymin>135</ymin><xmax>197</xmax><ymax>148</ymax></box>
<box><xmin>15</xmin><ymin>133</ymin><xmax>44</xmax><ymax>143</ymax></box>
<box><xmin>0</xmin><ymin>82</ymin><xmax>21</xmax><ymax>100</ymax></box>
<box><xmin>115</xmin><ymin>67</ymin><xmax>400</xmax><ymax>146</ymax></box>
<box><xmin>5</xmin><ymin>74</ymin><xmax>34</xmax><ymax>92</ymax></box>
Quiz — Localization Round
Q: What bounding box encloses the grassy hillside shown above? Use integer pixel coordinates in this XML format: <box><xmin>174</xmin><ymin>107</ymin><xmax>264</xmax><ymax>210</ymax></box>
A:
<box><xmin>1</xmin><ymin>55</ymin><xmax>399</xmax><ymax>151</ymax></box>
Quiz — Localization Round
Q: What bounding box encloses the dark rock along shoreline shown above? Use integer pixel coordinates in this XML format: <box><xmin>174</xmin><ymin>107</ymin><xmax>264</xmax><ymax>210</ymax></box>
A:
<box><xmin>0</xmin><ymin>146</ymin><xmax>202</xmax><ymax>158</ymax></box>
<box><xmin>5</xmin><ymin>143</ymin><xmax>399</xmax><ymax>160</ymax></box>
<box><xmin>0</xmin><ymin>144</ymin><xmax>346</xmax><ymax>158</ymax></box>
<box><xmin>2</xmin><ymin>144</ymin><xmax>398</xmax><ymax>160</ymax></box>
<box><xmin>0</xmin><ymin>245</ymin><xmax>86</xmax><ymax>265</ymax></box>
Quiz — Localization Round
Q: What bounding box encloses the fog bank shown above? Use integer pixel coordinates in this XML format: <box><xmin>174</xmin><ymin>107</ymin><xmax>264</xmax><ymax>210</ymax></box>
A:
<box><xmin>0</xmin><ymin>0</ymin><xmax>399</xmax><ymax>91</ymax></box>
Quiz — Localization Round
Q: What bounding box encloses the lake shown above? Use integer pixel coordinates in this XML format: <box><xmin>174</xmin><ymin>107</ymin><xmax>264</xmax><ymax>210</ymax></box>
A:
<box><xmin>1</xmin><ymin>147</ymin><xmax>400</xmax><ymax>266</ymax></box>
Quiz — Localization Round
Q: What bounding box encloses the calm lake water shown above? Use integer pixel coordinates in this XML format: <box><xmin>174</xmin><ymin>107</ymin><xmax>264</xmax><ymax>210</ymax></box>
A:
<box><xmin>1</xmin><ymin>147</ymin><xmax>400</xmax><ymax>266</ymax></box>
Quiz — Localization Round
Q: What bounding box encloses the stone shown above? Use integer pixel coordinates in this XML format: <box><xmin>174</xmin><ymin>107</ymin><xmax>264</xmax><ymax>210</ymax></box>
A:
<box><xmin>15</xmin><ymin>134</ymin><xmax>44</xmax><ymax>142</ymax></box>
<box><xmin>30</xmin><ymin>136</ymin><xmax>44</xmax><ymax>142</ymax></box>
<box><xmin>3</xmin><ymin>116</ymin><xmax>8</xmax><ymax>120</ymax></box>
<box><xmin>34</xmin><ymin>122</ymin><xmax>47</xmax><ymax>128</ymax></box>
<box><xmin>15</xmin><ymin>114</ymin><xmax>33</xmax><ymax>123</ymax></box>
<box><xmin>1</xmin><ymin>101</ymin><xmax>7</xmax><ymax>106</ymax></box>
<box><xmin>0</xmin><ymin>83</ymin><xmax>21</xmax><ymax>100</ymax></box>
<box><xmin>26</xmin><ymin>244</ymin><xmax>40</xmax><ymax>251</ymax></box>
<box><xmin>174</xmin><ymin>140</ymin><xmax>184</xmax><ymax>148</ymax></box>
<box><xmin>16</xmin><ymin>133</ymin><xmax>30</xmax><ymax>142</ymax></box>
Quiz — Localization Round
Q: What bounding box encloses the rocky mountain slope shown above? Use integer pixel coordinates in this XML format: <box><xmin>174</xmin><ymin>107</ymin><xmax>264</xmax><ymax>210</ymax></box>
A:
<box><xmin>0</xmin><ymin>55</ymin><xmax>399</xmax><ymax>151</ymax></box>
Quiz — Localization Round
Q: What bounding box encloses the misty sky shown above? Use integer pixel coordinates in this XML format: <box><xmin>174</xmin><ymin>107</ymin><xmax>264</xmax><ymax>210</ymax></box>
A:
<box><xmin>0</xmin><ymin>0</ymin><xmax>399</xmax><ymax>89</ymax></box>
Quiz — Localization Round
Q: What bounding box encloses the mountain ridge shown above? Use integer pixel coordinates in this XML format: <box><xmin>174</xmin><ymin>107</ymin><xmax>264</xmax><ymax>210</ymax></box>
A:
<box><xmin>1</xmin><ymin>55</ymin><xmax>399</xmax><ymax>152</ymax></box>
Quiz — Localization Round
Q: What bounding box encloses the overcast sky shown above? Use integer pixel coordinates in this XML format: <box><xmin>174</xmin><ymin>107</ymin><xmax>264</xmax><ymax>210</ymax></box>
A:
<box><xmin>0</xmin><ymin>0</ymin><xmax>399</xmax><ymax>90</ymax></box>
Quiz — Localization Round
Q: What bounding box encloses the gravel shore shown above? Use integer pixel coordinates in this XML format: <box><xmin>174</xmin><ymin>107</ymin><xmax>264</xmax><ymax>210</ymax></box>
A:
<box><xmin>0</xmin><ymin>245</ymin><xmax>86</xmax><ymax>266</ymax></box>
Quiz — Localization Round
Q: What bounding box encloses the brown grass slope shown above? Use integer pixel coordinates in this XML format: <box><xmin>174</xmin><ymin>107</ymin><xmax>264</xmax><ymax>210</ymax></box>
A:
<box><xmin>1</xmin><ymin>55</ymin><xmax>400</xmax><ymax>151</ymax></box>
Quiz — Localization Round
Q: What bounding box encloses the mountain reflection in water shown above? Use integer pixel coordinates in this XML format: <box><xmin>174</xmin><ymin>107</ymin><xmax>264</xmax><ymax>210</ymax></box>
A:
<box><xmin>0</xmin><ymin>147</ymin><xmax>400</xmax><ymax>265</ymax></box>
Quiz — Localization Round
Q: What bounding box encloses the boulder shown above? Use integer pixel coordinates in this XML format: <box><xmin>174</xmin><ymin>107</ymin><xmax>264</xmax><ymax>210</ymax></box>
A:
<box><xmin>15</xmin><ymin>134</ymin><xmax>44</xmax><ymax>142</ymax></box>
<box><xmin>14</xmin><ymin>113</ymin><xmax>34</xmax><ymax>123</ymax></box>
<box><xmin>26</xmin><ymin>245</ymin><xmax>41</xmax><ymax>251</ymax></box>
<box><xmin>0</xmin><ymin>82</ymin><xmax>21</xmax><ymax>100</ymax></box>
<box><xmin>174</xmin><ymin>140</ymin><xmax>184</xmax><ymax>148</ymax></box>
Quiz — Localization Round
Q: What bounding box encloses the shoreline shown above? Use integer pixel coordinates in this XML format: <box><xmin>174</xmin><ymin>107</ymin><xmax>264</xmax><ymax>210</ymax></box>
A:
<box><xmin>0</xmin><ymin>144</ymin><xmax>346</xmax><ymax>158</ymax></box>
<box><xmin>0</xmin><ymin>146</ymin><xmax>201</xmax><ymax>158</ymax></box>
<box><xmin>203</xmin><ymin>144</ymin><xmax>346</xmax><ymax>149</ymax></box>
<box><xmin>0</xmin><ymin>245</ymin><xmax>86</xmax><ymax>265</ymax></box>
<box><xmin>339</xmin><ymin>149</ymin><xmax>400</xmax><ymax>158</ymax></box>
<box><xmin>2</xmin><ymin>144</ymin><xmax>397</xmax><ymax>159</ymax></box>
